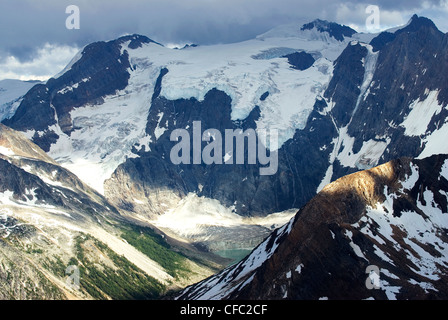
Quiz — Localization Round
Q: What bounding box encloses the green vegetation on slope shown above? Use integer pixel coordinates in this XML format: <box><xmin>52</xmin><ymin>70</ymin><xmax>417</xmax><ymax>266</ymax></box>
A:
<box><xmin>72</xmin><ymin>234</ymin><xmax>165</xmax><ymax>300</ymax></box>
<box><xmin>120</xmin><ymin>225</ymin><xmax>190</xmax><ymax>279</ymax></box>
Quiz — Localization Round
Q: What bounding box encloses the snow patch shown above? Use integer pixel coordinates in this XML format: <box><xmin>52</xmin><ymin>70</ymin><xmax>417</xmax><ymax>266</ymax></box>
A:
<box><xmin>154</xmin><ymin>112</ymin><xmax>167</xmax><ymax>140</ymax></box>
<box><xmin>0</xmin><ymin>190</ymin><xmax>15</xmax><ymax>206</ymax></box>
<box><xmin>295</xmin><ymin>263</ymin><xmax>304</xmax><ymax>273</ymax></box>
<box><xmin>401</xmin><ymin>163</ymin><xmax>419</xmax><ymax>191</ymax></box>
<box><xmin>0</xmin><ymin>79</ymin><xmax>38</xmax><ymax>121</ymax></box>
<box><xmin>152</xmin><ymin>193</ymin><xmax>295</xmax><ymax>238</ymax></box>
<box><xmin>57</xmin><ymin>77</ymin><xmax>90</xmax><ymax>94</ymax></box>
<box><xmin>328</xmin><ymin>126</ymin><xmax>390</xmax><ymax>171</ymax></box>
<box><xmin>48</xmin><ymin>60</ymin><xmax>161</xmax><ymax>194</ymax></box>
<box><xmin>361</xmin><ymin>182</ymin><xmax>448</xmax><ymax>282</ymax></box>
<box><xmin>400</xmin><ymin>91</ymin><xmax>443</xmax><ymax>137</ymax></box>
<box><xmin>418</xmin><ymin>120</ymin><xmax>448</xmax><ymax>160</ymax></box>
<box><xmin>441</xmin><ymin>159</ymin><xmax>448</xmax><ymax>180</ymax></box>
<box><xmin>344</xmin><ymin>229</ymin><xmax>368</xmax><ymax>261</ymax></box>
<box><xmin>0</xmin><ymin>146</ymin><xmax>15</xmax><ymax>156</ymax></box>
<box><xmin>352</xmin><ymin>44</ymin><xmax>379</xmax><ymax>117</ymax></box>
<box><xmin>317</xmin><ymin>164</ymin><xmax>333</xmax><ymax>192</ymax></box>
<box><xmin>382</xmin><ymin>282</ymin><xmax>401</xmax><ymax>300</ymax></box>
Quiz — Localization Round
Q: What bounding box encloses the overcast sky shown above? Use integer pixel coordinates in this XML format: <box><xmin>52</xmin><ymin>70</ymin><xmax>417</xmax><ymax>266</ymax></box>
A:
<box><xmin>1</xmin><ymin>0</ymin><xmax>447</xmax><ymax>81</ymax></box>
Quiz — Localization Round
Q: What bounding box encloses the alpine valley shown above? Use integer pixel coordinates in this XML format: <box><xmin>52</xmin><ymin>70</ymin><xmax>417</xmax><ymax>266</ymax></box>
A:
<box><xmin>1</xmin><ymin>14</ymin><xmax>448</xmax><ymax>300</ymax></box>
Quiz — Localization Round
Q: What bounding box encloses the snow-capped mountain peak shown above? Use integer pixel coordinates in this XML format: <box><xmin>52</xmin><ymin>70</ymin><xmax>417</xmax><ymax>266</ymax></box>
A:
<box><xmin>300</xmin><ymin>18</ymin><xmax>357</xmax><ymax>42</ymax></box>
<box><xmin>256</xmin><ymin>18</ymin><xmax>359</xmax><ymax>43</ymax></box>
<box><xmin>1</xmin><ymin>14</ymin><xmax>448</xmax><ymax>300</ymax></box>
<box><xmin>2</xmin><ymin>14</ymin><xmax>448</xmax><ymax>253</ymax></box>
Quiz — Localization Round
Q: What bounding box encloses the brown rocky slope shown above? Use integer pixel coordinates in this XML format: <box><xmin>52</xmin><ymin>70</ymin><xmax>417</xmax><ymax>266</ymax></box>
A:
<box><xmin>175</xmin><ymin>154</ymin><xmax>448</xmax><ymax>300</ymax></box>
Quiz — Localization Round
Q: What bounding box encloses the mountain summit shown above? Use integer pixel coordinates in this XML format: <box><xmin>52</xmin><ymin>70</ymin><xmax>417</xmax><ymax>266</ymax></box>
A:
<box><xmin>300</xmin><ymin>19</ymin><xmax>357</xmax><ymax>41</ymax></box>
<box><xmin>2</xmin><ymin>14</ymin><xmax>447</xmax><ymax>259</ymax></box>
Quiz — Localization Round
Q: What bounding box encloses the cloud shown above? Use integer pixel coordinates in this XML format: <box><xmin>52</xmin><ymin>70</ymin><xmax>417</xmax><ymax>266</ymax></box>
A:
<box><xmin>1</xmin><ymin>0</ymin><xmax>446</xmax><ymax>49</ymax></box>
<box><xmin>0</xmin><ymin>43</ymin><xmax>79</xmax><ymax>81</ymax></box>
<box><xmin>0</xmin><ymin>0</ymin><xmax>447</xmax><ymax>80</ymax></box>
<box><xmin>334</xmin><ymin>3</ymin><xmax>410</xmax><ymax>32</ymax></box>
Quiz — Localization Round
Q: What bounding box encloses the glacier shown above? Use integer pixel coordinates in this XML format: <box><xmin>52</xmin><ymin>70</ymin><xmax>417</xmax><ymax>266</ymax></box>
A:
<box><xmin>43</xmin><ymin>25</ymin><xmax>358</xmax><ymax>194</ymax></box>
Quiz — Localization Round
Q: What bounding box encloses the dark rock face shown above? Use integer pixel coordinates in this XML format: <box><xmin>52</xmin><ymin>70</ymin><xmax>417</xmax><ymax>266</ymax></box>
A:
<box><xmin>301</xmin><ymin>19</ymin><xmax>357</xmax><ymax>41</ymax></box>
<box><xmin>3</xmin><ymin>84</ymin><xmax>56</xmax><ymax>133</ymax></box>
<box><xmin>106</xmin><ymin>87</ymin><xmax>295</xmax><ymax>216</ymax></box>
<box><xmin>3</xmin><ymin>35</ymin><xmax>155</xmax><ymax>151</ymax></box>
<box><xmin>282</xmin><ymin>51</ymin><xmax>315</xmax><ymax>70</ymax></box>
<box><xmin>320</xmin><ymin>15</ymin><xmax>448</xmax><ymax>182</ymax></box>
<box><xmin>5</xmin><ymin>16</ymin><xmax>448</xmax><ymax>221</ymax></box>
<box><xmin>0</xmin><ymin>124</ymin><xmax>119</xmax><ymax>220</ymax></box>
<box><xmin>175</xmin><ymin>154</ymin><xmax>448</xmax><ymax>300</ymax></box>
<box><xmin>108</xmin><ymin>15</ymin><xmax>448</xmax><ymax>217</ymax></box>
<box><xmin>324</xmin><ymin>42</ymin><xmax>368</xmax><ymax>127</ymax></box>
<box><xmin>350</xmin><ymin>15</ymin><xmax>448</xmax><ymax>162</ymax></box>
<box><xmin>0</xmin><ymin>158</ymin><xmax>63</xmax><ymax>206</ymax></box>
<box><xmin>369</xmin><ymin>31</ymin><xmax>396</xmax><ymax>52</ymax></box>
<box><xmin>104</xmin><ymin>70</ymin><xmax>338</xmax><ymax>216</ymax></box>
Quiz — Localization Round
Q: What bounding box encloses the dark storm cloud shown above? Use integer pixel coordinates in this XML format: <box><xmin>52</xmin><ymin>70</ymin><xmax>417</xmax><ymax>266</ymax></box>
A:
<box><xmin>0</xmin><ymin>0</ymin><xmax>446</xmax><ymax>79</ymax></box>
<box><xmin>1</xmin><ymin>0</ymin><xmax>446</xmax><ymax>56</ymax></box>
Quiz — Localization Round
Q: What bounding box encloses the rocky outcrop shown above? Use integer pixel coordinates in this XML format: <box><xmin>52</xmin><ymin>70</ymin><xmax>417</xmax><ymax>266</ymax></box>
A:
<box><xmin>106</xmin><ymin>15</ymin><xmax>448</xmax><ymax>218</ymax></box>
<box><xmin>175</xmin><ymin>154</ymin><xmax>448</xmax><ymax>300</ymax></box>
<box><xmin>3</xmin><ymin>35</ymin><xmax>155</xmax><ymax>151</ymax></box>
<box><xmin>282</xmin><ymin>51</ymin><xmax>316</xmax><ymax>70</ymax></box>
<box><xmin>0</xmin><ymin>124</ymin><xmax>119</xmax><ymax>217</ymax></box>
<box><xmin>301</xmin><ymin>19</ymin><xmax>357</xmax><ymax>41</ymax></box>
<box><xmin>0</xmin><ymin>124</ymin><xmax>223</xmax><ymax>300</ymax></box>
<box><xmin>3</xmin><ymin>16</ymin><xmax>448</xmax><ymax>222</ymax></box>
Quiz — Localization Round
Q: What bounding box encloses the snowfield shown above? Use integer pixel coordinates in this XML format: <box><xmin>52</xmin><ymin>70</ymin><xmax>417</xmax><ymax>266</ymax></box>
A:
<box><xmin>151</xmin><ymin>193</ymin><xmax>296</xmax><ymax>251</ymax></box>
<box><xmin>45</xmin><ymin>24</ymin><xmax>360</xmax><ymax>195</ymax></box>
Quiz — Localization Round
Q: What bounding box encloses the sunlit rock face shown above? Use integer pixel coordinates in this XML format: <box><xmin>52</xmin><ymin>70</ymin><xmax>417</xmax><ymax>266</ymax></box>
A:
<box><xmin>176</xmin><ymin>154</ymin><xmax>448</xmax><ymax>300</ymax></box>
